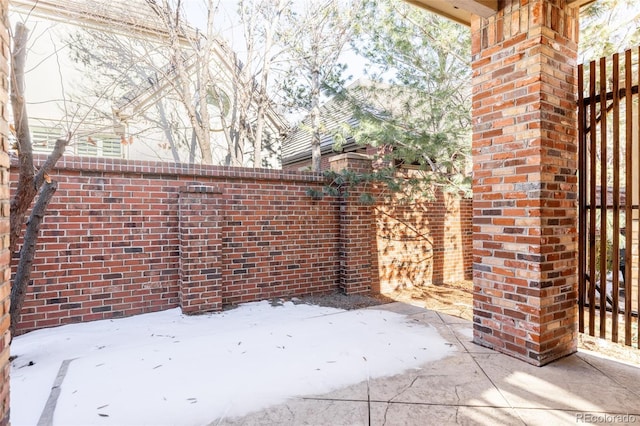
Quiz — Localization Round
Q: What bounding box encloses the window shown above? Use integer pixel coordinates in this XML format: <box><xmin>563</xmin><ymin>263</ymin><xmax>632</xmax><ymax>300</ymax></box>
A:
<box><xmin>77</xmin><ymin>137</ymin><xmax>98</xmax><ymax>156</ymax></box>
<box><xmin>77</xmin><ymin>135</ymin><xmax>122</xmax><ymax>158</ymax></box>
<box><xmin>31</xmin><ymin>125</ymin><xmax>64</xmax><ymax>154</ymax></box>
<box><xmin>22</xmin><ymin>123</ymin><xmax>123</xmax><ymax>159</ymax></box>
<box><xmin>101</xmin><ymin>137</ymin><xmax>122</xmax><ymax>157</ymax></box>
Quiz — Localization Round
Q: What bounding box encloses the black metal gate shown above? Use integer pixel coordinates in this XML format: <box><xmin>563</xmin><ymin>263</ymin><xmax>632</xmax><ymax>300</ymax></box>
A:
<box><xmin>578</xmin><ymin>47</ymin><xmax>639</xmax><ymax>348</ymax></box>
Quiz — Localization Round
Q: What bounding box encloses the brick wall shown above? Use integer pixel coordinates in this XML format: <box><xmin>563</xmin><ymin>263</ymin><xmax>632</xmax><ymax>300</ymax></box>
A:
<box><xmin>12</xmin><ymin>156</ymin><xmax>341</xmax><ymax>334</ymax></box>
<box><xmin>0</xmin><ymin>0</ymin><xmax>10</xmax><ymax>423</ymax></box>
<box><xmin>329</xmin><ymin>154</ymin><xmax>379</xmax><ymax>294</ymax></box>
<box><xmin>13</xmin><ymin>154</ymin><xmax>473</xmax><ymax>335</ymax></box>
<box><xmin>292</xmin><ymin>149</ymin><xmax>473</xmax><ymax>293</ymax></box>
<box><xmin>471</xmin><ymin>0</ymin><xmax>579</xmax><ymax>365</ymax></box>
<box><xmin>375</xmin><ymin>192</ymin><xmax>473</xmax><ymax>293</ymax></box>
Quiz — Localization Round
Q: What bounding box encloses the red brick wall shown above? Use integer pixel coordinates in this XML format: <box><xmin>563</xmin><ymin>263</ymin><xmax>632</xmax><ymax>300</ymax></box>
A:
<box><xmin>375</xmin><ymin>192</ymin><xmax>473</xmax><ymax>293</ymax></box>
<box><xmin>12</xmin><ymin>156</ymin><xmax>341</xmax><ymax>334</ymax></box>
<box><xmin>471</xmin><ymin>0</ymin><xmax>579</xmax><ymax>365</ymax></box>
<box><xmin>329</xmin><ymin>154</ymin><xmax>379</xmax><ymax>294</ymax></box>
<box><xmin>299</xmin><ymin>151</ymin><xmax>473</xmax><ymax>294</ymax></box>
<box><xmin>13</xmin><ymin>154</ymin><xmax>474</xmax><ymax>335</ymax></box>
<box><xmin>0</xmin><ymin>0</ymin><xmax>10</xmax><ymax>422</ymax></box>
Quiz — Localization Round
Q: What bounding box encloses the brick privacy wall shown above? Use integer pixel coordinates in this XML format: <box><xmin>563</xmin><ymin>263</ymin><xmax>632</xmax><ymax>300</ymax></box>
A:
<box><xmin>329</xmin><ymin>154</ymin><xmax>379</xmax><ymax>294</ymax></box>
<box><xmin>292</xmin><ymin>150</ymin><xmax>473</xmax><ymax>293</ymax></box>
<box><xmin>0</xmin><ymin>0</ymin><xmax>10</xmax><ymax>423</ymax></box>
<box><xmin>375</xmin><ymin>193</ymin><xmax>473</xmax><ymax>293</ymax></box>
<box><xmin>13</xmin><ymin>153</ymin><xmax>473</xmax><ymax>334</ymax></box>
<box><xmin>471</xmin><ymin>0</ymin><xmax>579</xmax><ymax>365</ymax></box>
<box><xmin>12</xmin><ymin>156</ymin><xmax>341</xmax><ymax>334</ymax></box>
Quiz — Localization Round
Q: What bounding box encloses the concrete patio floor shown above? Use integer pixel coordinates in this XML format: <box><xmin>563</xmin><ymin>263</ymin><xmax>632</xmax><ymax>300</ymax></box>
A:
<box><xmin>214</xmin><ymin>303</ymin><xmax>640</xmax><ymax>426</ymax></box>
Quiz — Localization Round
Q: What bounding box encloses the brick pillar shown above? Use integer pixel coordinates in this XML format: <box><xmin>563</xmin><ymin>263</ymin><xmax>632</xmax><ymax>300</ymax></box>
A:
<box><xmin>178</xmin><ymin>185</ymin><xmax>223</xmax><ymax>314</ymax></box>
<box><xmin>0</xmin><ymin>0</ymin><xmax>10</xmax><ymax>423</ymax></box>
<box><xmin>471</xmin><ymin>0</ymin><xmax>579</xmax><ymax>365</ymax></box>
<box><xmin>329</xmin><ymin>153</ymin><xmax>379</xmax><ymax>295</ymax></box>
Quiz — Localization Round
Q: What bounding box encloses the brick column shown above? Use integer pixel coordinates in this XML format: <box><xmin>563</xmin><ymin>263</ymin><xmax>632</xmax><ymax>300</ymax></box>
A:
<box><xmin>178</xmin><ymin>185</ymin><xmax>223</xmax><ymax>314</ymax></box>
<box><xmin>329</xmin><ymin>153</ymin><xmax>379</xmax><ymax>295</ymax></box>
<box><xmin>471</xmin><ymin>0</ymin><xmax>579</xmax><ymax>365</ymax></box>
<box><xmin>0</xmin><ymin>0</ymin><xmax>10</xmax><ymax>423</ymax></box>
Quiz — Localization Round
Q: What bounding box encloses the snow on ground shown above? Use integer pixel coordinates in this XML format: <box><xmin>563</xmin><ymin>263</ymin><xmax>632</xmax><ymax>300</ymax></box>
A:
<box><xmin>11</xmin><ymin>300</ymin><xmax>453</xmax><ymax>426</ymax></box>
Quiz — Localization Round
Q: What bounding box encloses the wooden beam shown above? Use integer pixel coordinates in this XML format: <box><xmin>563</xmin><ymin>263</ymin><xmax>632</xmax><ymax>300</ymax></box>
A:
<box><xmin>408</xmin><ymin>0</ymin><xmax>597</xmax><ymax>26</ymax></box>
<box><xmin>405</xmin><ymin>0</ymin><xmax>471</xmax><ymax>25</ymax></box>
<box><xmin>448</xmin><ymin>0</ymin><xmax>497</xmax><ymax>18</ymax></box>
<box><xmin>568</xmin><ymin>0</ymin><xmax>597</xmax><ymax>6</ymax></box>
<box><xmin>406</xmin><ymin>0</ymin><xmax>496</xmax><ymax>26</ymax></box>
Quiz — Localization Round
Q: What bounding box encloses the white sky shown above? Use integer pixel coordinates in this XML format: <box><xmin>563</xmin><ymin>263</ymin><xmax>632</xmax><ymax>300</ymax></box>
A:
<box><xmin>186</xmin><ymin>0</ymin><xmax>369</xmax><ymax>82</ymax></box>
<box><xmin>11</xmin><ymin>300</ymin><xmax>453</xmax><ymax>426</ymax></box>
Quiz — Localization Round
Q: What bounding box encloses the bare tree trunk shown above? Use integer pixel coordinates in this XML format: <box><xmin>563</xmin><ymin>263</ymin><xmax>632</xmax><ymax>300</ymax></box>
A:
<box><xmin>9</xmin><ymin>23</ymin><xmax>36</xmax><ymax>256</ymax></box>
<box><xmin>10</xmin><ymin>182</ymin><xmax>57</xmax><ymax>337</ymax></box>
<box><xmin>157</xmin><ymin>101</ymin><xmax>182</xmax><ymax>162</ymax></box>
<box><xmin>253</xmin><ymin>24</ymin><xmax>274</xmax><ymax>168</ymax></box>
<box><xmin>220</xmin><ymin>78</ymin><xmax>243</xmax><ymax>167</ymax></box>
<box><xmin>189</xmin><ymin>129</ymin><xmax>197</xmax><ymax>164</ymax></box>
<box><xmin>253</xmin><ymin>100</ymin><xmax>265</xmax><ymax>168</ymax></box>
<box><xmin>278</xmin><ymin>0</ymin><xmax>359</xmax><ymax>172</ymax></box>
<box><xmin>245</xmin><ymin>0</ymin><xmax>291</xmax><ymax>168</ymax></box>
<box><xmin>223</xmin><ymin>68</ymin><xmax>248</xmax><ymax>167</ymax></box>
<box><xmin>146</xmin><ymin>0</ymin><xmax>214</xmax><ymax>164</ymax></box>
<box><xmin>310</xmin><ymin>58</ymin><xmax>321</xmax><ymax>172</ymax></box>
<box><xmin>9</xmin><ymin>22</ymin><xmax>70</xmax><ymax>338</ymax></box>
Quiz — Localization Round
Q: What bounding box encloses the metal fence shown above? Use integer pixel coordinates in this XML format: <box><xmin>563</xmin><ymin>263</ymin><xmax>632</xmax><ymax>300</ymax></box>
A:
<box><xmin>578</xmin><ymin>47</ymin><xmax>639</xmax><ymax>348</ymax></box>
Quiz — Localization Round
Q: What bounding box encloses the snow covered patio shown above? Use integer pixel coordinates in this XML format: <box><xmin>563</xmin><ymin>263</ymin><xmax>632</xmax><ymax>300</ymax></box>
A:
<box><xmin>11</xmin><ymin>301</ymin><xmax>640</xmax><ymax>426</ymax></box>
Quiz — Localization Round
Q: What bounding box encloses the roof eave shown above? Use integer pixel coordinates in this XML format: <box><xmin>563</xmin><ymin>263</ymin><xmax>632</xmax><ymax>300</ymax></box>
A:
<box><xmin>406</xmin><ymin>0</ymin><xmax>597</xmax><ymax>26</ymax></box>
<box><xmin>282</xmin><ymin>139</ymin><xmax>358</xmax><ymax>166</ymax></box>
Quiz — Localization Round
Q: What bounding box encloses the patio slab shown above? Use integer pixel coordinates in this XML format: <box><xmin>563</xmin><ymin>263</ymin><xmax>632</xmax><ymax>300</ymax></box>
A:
<box><xmin>214</xmin><ymin>398</ymin><xmax>370</xmax><ymax>425</ymax></box>
<box><xmin>474</xmin><ymin>352</ymin><xmax>640</xmax><ymax>414</ymax></box>
<box><xmin>367</xmin><ymin>353</ymin><xmax>509</xmax><ymax>407</ymax></box>
<box><xmin>214</xmin><ymin>303</ymin><xmax>640</xmax><ymax>426</ymax></box>
<box><xmin>369</xmin><ymin>403</ymin><xmax>525</xmax><ymax>426</ymax></box>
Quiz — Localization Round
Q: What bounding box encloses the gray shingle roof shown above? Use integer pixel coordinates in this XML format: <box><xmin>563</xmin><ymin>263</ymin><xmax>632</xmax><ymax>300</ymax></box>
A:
<box><xmin>282</xmin><ymin>79</ymin><xmax>394</xmax><ymax>166</ymax></box>
<box><xmin>282</xmin><ymin>89</ymin><xmax>367</xmax><ymax>166</ymax></box>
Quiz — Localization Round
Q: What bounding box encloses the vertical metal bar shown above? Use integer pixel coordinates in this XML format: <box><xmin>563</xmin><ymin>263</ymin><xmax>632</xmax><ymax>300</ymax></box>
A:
<box><xmin>578</xmin><ymin>63</ymin><xmax>586</xmax><ymax>334</ymax></box>
<box><xmin>625</xmin><ymin>49</ymin><xmax>633</xmax><ymax>345</ymax></box>
<box><xmin>612</xmin><ymin>53</ymin><xmax>621</xmax><ymax>343</ymax></box>
<box><xmin>589</xmin><ymin>60</ymin><xmax>598</xmax><ymax>336</ymax></box>
<box><xmin>599</xmin><ymin>56</ymin><xmax>608</xmax><ymax>338</ymax></box>
<box><xmin>637</xmin><ymin>46</ymin><xmax>640</xmax><ymax>349</ymax></box>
